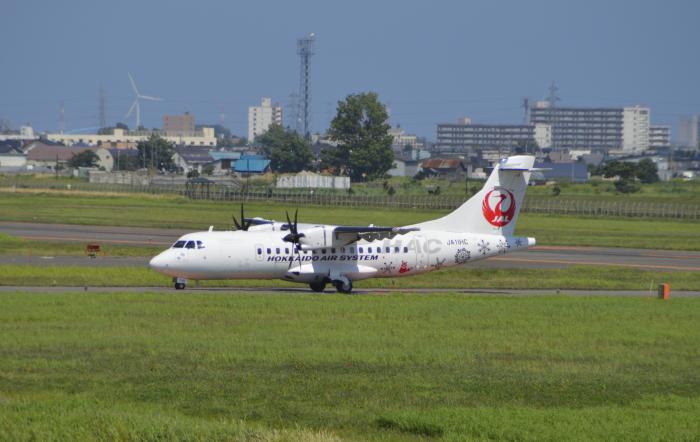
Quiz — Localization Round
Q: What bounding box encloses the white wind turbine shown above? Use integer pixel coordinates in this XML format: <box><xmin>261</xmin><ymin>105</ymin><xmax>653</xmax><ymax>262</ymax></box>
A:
<box><xmin>125</xmin><ymin>73</ymin><xmax>162</xmax><ymax>129</ymax></box>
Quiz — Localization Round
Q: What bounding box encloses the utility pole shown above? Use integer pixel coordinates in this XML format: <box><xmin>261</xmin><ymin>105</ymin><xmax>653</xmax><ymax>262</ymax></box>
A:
<box><xmin>59</xmin><ymin>100</ymin><xmax>65</xmax><ymax>134</ymax></box>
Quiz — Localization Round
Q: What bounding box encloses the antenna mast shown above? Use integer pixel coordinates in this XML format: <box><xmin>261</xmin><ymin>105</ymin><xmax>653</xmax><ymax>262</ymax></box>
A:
<box><xmin>99</xmin><ymin>85</ymin><xmax>107</xmax><ymax>129</ymax></box>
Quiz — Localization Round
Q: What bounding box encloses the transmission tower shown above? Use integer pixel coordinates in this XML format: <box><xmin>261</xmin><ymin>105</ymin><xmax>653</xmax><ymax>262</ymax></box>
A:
<box><xmin>547</xmin><ymin>81</ymin><xmax>560</xmax><ymax>149</ymax></box>
<box><xmin>287</xmin><ymin>91</ymin><xmax>300</xmax><ymax>130</ymax></box>
<box><xmin>297</xmin><ymin>33</ymin><xmax>315</xmax><ymax>139</ymax></box>
<box><xmin>99</xmin><ymin>85</ymin><xmax>107</xmax><ymax>129</ymax></box>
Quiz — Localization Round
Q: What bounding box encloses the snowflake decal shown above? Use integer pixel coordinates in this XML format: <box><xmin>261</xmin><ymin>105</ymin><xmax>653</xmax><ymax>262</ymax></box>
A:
<box><xmin>496</xmin><ymin>240</ymin><xmax>507</xmax><ymax>254</ymax></box>
<box><xmin>454</xmin><ymin>248</ymin><xmax>470</xmax><ymax>264</ymax></box>
<box><xmin>478</xmin><ymin>240</ymin><xmax>490</xmax><ymax>256</ymax></box>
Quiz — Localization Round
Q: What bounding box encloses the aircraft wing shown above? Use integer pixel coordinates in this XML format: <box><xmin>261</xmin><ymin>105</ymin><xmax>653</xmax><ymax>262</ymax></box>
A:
<box><xmin>333</xmin><ymin>226</ymin><xmax>418</xmax><ymax>242</ymax></box>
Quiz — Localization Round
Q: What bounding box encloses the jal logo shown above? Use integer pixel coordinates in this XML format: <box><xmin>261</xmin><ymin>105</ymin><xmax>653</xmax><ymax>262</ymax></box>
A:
<box><xmin>482</xmin><ymin>188</ymin><xmax>516</xmax><ymax>227</ymax></box>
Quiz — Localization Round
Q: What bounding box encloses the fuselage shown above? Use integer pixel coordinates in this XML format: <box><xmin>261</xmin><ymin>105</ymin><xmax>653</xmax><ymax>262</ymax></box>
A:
<box><xmin>149</xmin><ymin>229</ymin><xmax>535</xmax><ymax>284</ymax></box>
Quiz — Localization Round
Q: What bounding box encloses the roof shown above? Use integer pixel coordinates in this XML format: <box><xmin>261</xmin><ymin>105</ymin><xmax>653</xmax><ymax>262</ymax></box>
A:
<box><xmin>420</xmin><ymin>158</ymin><xmax>463</xmax><ymax>170</ymax></box>
<box><xmin>26</xmin><ymin>145</ymin><xmax>96</xmax><ymax>161</ymax></box>
<box><xmin>234</xmin><ymin>157</ymin><xmax>270</xmax><ymax>173</ymax></box>
<box><xmin>0</xmin><ymin>144</ymin><xmax>24</xmax><ymax>155</ymax></box>
<box><xmin>209</xmin><ymin>151</ymin><xmax>241</xmax><ymax>161</ymax></box>
<box><xmin>107</xmin><ymin>148</ymin><xmax>139</xmax><ymax>158</ymax></box>
<box><xmin>174</xmin><ymin>147</ymin><xmax>212</xmax><ymax>164</ymax></box>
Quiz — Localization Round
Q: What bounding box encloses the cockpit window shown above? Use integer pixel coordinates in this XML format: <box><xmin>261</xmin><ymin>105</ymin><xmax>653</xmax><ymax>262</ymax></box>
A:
<box><xmin>185</xmin><ymin>241</ymin><xmax>196</xmax><ymax>249</ymax></box>
<box><xmin>173</xmin><ymin>240</ymin><xmax>186</xmax><ymax>248</ymax></box>
<box><xmin>196</xmin><ymin>241</ymin><xmax>205</xmax><ymax>249</ymax></box>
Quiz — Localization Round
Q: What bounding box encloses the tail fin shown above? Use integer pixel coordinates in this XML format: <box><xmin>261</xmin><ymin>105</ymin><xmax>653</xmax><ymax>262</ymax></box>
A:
<box><xmin>413</xmin><ymin>155</ymin><xmax>535</xmax><ymax>235</ymax></box>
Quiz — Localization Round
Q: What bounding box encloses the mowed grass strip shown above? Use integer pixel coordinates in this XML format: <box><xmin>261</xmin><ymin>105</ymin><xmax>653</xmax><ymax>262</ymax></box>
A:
<box><xmin>0</xmin><ymin>264</ymin><xmax>699</xmax><ymax>290</ymax></box>
<box><xmin>1</xmin><ymin>191</ymin><xmax>699</xmax><ymax>250</ymax></box>
<box><xmin>0</xmin><ymin>293</ymin><xmax>698</xmax><ymax>440</ymax></box>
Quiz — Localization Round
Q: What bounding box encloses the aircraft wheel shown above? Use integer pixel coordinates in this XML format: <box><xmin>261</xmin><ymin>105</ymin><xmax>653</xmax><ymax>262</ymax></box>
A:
<box><xmin>309</xmin><ymin>281</ymin><xmax>326</xmax><ymax>292</ymax></box>
<box><xmin>334</xmin><ymin>280</ymin><xmax>353</xmax><ymax>294</ymax></box>
<box><xmin>174</xmin><ymin>282</ymin><xmax>186</xmax><ymax>290</ymax></box>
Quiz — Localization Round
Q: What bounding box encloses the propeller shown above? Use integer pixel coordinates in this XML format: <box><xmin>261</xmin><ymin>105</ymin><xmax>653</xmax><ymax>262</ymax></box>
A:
<box><xmin>232</xmin><ymin>204</ymin><xmax>252</xmax><ymax>231</ymax></box>
<box><xmin>283</xmin><ymin>209</ymin><xmax>304</xmax><ymax>269</ymax></box>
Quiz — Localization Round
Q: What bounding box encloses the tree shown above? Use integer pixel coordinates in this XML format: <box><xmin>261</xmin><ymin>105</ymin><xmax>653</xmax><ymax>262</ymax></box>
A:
<box><xmin>68</xmin><ymin>150</ymin><xmax>99</xmax><ymax>168</ymax></box>
<box><xmin>257</xmin><ymin>124</ymin><xmax>314</xmax><ymax>173</ymax></box>
<box><xmin>136</xmin><ymin>135</ymin><xmax>175</xmax><ymax>171</ymax></box>
<box><xmin>326</xmin><ymin>92</ymin><xmax>394</xmax><ymax>181</ymax></box>
<box><xmin>601</xmin><ymin>161</ymin><xmax>636</xmax><ymax>180</ymax></box>
<box><xmin>635</xmin><ymin>158</ymin><xmax>659</xmax><ymax>184</ymax></box>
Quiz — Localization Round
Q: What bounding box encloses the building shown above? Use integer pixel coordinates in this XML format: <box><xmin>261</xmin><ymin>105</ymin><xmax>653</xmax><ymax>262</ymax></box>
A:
<box><xmin>649</xmin><ymin>126</ymin><xmax>671</xmax><ymax>149</ymax></box>
<box><xmin>0</xmin><ymin>144</ymin><xmax>27</xmax><ymax>169</ymax></box>
<box><xmin>419</xmin><ymin>158</ymin><xmax>466</xmax><ymax>179</ymax></box>
<box><xmin>389</xmin><ymin>126</ymin><xmax>424</xmax><ymax>151</ymax></box>
<box><xmin>276</xmin><ymin>171</ymin><xmax>350</xmax><ymax>190</ymax></box>
<box><xmin>25</xmin><ymin>144</ymin><xmax>97</xmax><ymax>169</ymax></box>
<box><xmin>388</xmin><ymin>156</ymin><xmax>423</xmax><ymax>178</ymax></box>
<box><xmin>47</xmin><ymin>127</ymin><xmax>216</xmax><ymax>147</ymax></box>
<box><xmin>533</xmin><ymin>161</ymin><xmax>588</xmax><ymax>183</ymax></box>
<box><xmin>163</xmin><ymin>113</ymin><xmax>195</xmax><ymax>137</ymax></box>
<box><xmin>436</xmin><ymin>117</ymin><xmax>540</xmax><ymax>153</ymax></box>
<box><xmin>234</xmin><ymin>154</ymin><xmax>271</xmax><ymax>174</ymax></box>
<box><xmin>530</xmin><ymin>101</ymin><xmax>650</xmax><ymax>153</ymax></box>
<box><xmin>248</xmin><ymin>97</ymin><xmax>282</xmax><ymax>142</ymax></box>
<box><xmin>172</xmin><ymin>147</ymin><xmax>214</xmax><ymax>174</ymax></box>
<box><xmin>0</xmin><ymin>125</ymin><xmax>38</xmax><ymax>142</ymax></box>
<box><xmin>679</xmin><ymin>115</ymin><xmax>699</xmax><ymax>149</ymax></box>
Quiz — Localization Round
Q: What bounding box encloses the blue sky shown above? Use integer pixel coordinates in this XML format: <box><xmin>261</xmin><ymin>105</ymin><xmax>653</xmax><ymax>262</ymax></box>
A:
<box><xmin>1</xmin><ymin>0</ymin><xmax>698</xmax><ymax>141</ymax></box>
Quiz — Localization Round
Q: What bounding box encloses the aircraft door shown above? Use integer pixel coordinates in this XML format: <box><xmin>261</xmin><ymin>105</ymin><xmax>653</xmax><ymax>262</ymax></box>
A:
<box><xmin>415</xmin><ymin>235</ymin><xmax>430</xmax><ymax>271</ymax></box>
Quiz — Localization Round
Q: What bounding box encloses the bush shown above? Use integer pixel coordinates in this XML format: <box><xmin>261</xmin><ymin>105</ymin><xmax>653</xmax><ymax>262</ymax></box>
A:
<box><xmin>614</xmin><ymin>179</ymin><xmax>640</xmax><ymax>193</ymax></box>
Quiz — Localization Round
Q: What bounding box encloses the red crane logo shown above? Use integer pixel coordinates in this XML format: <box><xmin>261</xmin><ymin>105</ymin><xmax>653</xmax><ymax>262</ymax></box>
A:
<box><xmin>482</xmin><ymin>189</ymin><xmax>516</xmax><ymax>227</ymax></box>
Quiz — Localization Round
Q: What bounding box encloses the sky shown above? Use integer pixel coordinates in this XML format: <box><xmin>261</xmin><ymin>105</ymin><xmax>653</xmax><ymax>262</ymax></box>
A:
<box><xmin>1</xmin><ymin>0</ymin><xmax>699</xmax><ymax>141</ymax></box>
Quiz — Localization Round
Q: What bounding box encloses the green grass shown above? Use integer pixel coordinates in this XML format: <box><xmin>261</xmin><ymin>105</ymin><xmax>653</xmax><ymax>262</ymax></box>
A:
<box><xmin>1</xmin><ymin>191</ymin><xmax>699</xmax><ymax>250</ymax></box>
<box><xmin>1</xmin><ymin>264</ymin><xmax>698</xmax><ymax>291</ymax></box>
<box><xmin>1</xmin><ymin>293</ymin><xmax>699</xmax><ymax>440</ymax></box>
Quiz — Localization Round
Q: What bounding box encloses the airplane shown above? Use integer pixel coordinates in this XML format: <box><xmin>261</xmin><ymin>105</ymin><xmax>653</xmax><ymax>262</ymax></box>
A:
<box><xmin>149</xmin><ymin>155</ymin><xmax>537</xmax><ymax>293</ymax></box>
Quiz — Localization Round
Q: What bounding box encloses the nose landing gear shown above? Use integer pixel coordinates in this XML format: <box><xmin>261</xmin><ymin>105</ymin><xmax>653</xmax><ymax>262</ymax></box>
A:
<box><xmin>173</xmin><ymin>277</ymin><xmax>187</xmax><ymax>290</ymax></box>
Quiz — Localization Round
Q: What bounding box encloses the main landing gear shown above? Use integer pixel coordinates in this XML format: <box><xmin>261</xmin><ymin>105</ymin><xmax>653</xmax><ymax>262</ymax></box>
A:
<box><xmin>308</xmin><ymin>278</ymin><xmax>353</xmax><ymax>294</ymax></box>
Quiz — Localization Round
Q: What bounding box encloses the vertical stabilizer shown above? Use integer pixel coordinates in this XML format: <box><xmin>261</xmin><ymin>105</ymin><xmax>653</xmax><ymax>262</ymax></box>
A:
<box><xmin>412</xmin><ymin>155</ymin><xmax>535</xmax><ymax>235</ymax></box>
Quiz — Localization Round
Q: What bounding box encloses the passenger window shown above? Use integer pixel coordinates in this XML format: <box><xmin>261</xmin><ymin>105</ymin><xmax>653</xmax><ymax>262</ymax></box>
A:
<box><xmin>172</xmin><ymin>240</ymin><xmax>186</xmax><ymax>248</ymax></box>
<box><xmin>322</xmin><ymin>249</ymin><xmax>327</xmax><ymax>254</ymax></box>
<box><xmin>359</xmin><ymin>247</ymin><xmax>364</xmax><ymax>254</ymax></box>
<box><xmin>266</xmin><ymin>248</ymin><xmax>271</xmax><ymax>254</ymax></box>
<box><xmin>386</xmin><ymin>247</ymin><xmax>390</xmax><ymax>253</ymax></box>
<box><xmin>394</xmin><ymin>247</ymin><xmax>399</xmax><ymax>253</ymax></box>
<box><xmin>197</xmin><ymin>241</ymin><xmax>205</xmax><ymax>249</ymax></box>
<box><xmin>276</xmin><ymin>248</ymin><xmax>280</xmax><ymax>254</ymax></box>
<box><xmin>341</xmin><ymin>247</ymin><xmax>346</xmax><ymax>253</ymax></box>
<box><xmin>331</xmin><ymin>248</ymin><xmax>336</xmax><ymax>254</ymax></box>
<box><xmin>350</xmin><ymin>247</ymin><xmax>355</xmax><ymax>254</ymax></box>
<box><xmin>185</xmin><ymin>241</ymin><xmax>195</xmax><ymax>249</ymax></box>
<box><xmin>368</xmin><ymin>247</ymin><xmax>373</xmax><ymax>253</ymax></box>
<box><xmin>285</xmin><ymin>248</ymin><xmax>289</xmax><ymax>254</ymax></box>
<box><xmin>257</xmin><ymin>248</ymin><xmax>262</xmax><ymax>255</ymax></box>
<box><xmin>403</xmin><ymin>247</ymin><xmax>408</xmax><ymax>253</ymax></box>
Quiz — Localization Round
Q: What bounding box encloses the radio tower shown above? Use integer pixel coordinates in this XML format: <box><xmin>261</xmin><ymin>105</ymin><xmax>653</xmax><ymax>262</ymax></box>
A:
<box><xmin>297</xmin><ymin>33</ymin><xmax>315</xmax><ymax>139</ymax></box>
<box><xmin>99</xmin><ymin>85</ymin><xmax>107</xmax><ymax>129</ymax></box>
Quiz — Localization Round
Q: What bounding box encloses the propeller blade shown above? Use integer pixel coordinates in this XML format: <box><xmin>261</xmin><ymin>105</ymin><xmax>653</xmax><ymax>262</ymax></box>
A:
<box><xmin>125</xmin><ymin>100</ymin><xmax>137</xmax><ymax>118</ymax></box>
<box><xmin>140</xmin><ymin>95</ymin><xmax>163</xmax><ymax>101</ymax></box>
<box><xmin>293</xmin><ymin>208</ymin><xmax>298</xmax><ymax>234</ymax></box>
<box><xmin>232</xmin><ymin>214</ymin><xmax>241</xmax><ymax>230</ymax></box>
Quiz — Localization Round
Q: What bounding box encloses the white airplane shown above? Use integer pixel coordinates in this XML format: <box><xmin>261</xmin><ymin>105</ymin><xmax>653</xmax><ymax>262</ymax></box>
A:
<box><xmin>149</xmin><ymin>155</ymin><xmax>537</xmax><ymax>293</ymax></box>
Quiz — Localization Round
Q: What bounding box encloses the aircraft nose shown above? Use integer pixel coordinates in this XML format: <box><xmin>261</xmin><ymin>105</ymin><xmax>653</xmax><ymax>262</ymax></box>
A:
<box><xmin>149</xmin><ymin>253</ymin><xmax>169</xmax><ymax>271</ymax></box>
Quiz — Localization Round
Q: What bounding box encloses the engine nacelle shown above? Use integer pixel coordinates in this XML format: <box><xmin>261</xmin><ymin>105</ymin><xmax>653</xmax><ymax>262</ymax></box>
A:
<box><xmin>298</xmin><ymin>226</ymin><xmax>333</xmax><ymax>250</ymax></box>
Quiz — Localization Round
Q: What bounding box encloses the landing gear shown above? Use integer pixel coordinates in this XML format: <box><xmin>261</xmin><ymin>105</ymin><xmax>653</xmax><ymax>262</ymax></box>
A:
<box><xmin>173</xmin><ymin>277</ymin><xmax>187</xmax><ymax>290</ymax></box>
<box><xmin>309</xmin><ymin>281</ymin><xmax>327</xmax><ymax>292</ymax></box>
<box><xmin>333</xmin><ymin>279</ymin><xmax>353</xmax><ymax>294</ymax></box>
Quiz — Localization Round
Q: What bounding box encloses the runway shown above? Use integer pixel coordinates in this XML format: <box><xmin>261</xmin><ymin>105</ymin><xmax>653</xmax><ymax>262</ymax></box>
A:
<box><xmin>1</xmin><ymin>221</ymin><xmax>700</xmax><ymax>272</ymax></box>
<box><xmin>0</xmin><ymin>286</ymin><xmax>698</xmax><ymax>297</ymax></box>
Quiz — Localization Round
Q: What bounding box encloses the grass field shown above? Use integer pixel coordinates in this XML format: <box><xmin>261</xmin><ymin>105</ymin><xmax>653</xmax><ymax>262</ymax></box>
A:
<box><xmin>1</xmin><ymin>264</ymin><xmax>698</xmax><ymax>291</ymax></box>
<box><xmin>0</xmin><ymin>233</ymin><xmax>161</xmax><ymax>258</ymax></box>
<box><xmin>1</xmin><ymin>190</ymin><xmax>699</xmax><ymax>250</ymax></box>
<box><xmin>1</xmin><ymin>292</ymin><xmax>699</xmax><ymax>440</ymax></box>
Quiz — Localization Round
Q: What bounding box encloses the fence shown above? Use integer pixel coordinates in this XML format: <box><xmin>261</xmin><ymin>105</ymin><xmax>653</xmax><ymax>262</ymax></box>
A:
<box><xmin>1</xmin><ymin>180</ymin><xmax>699</xmax><ymax>220</ymax></box>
